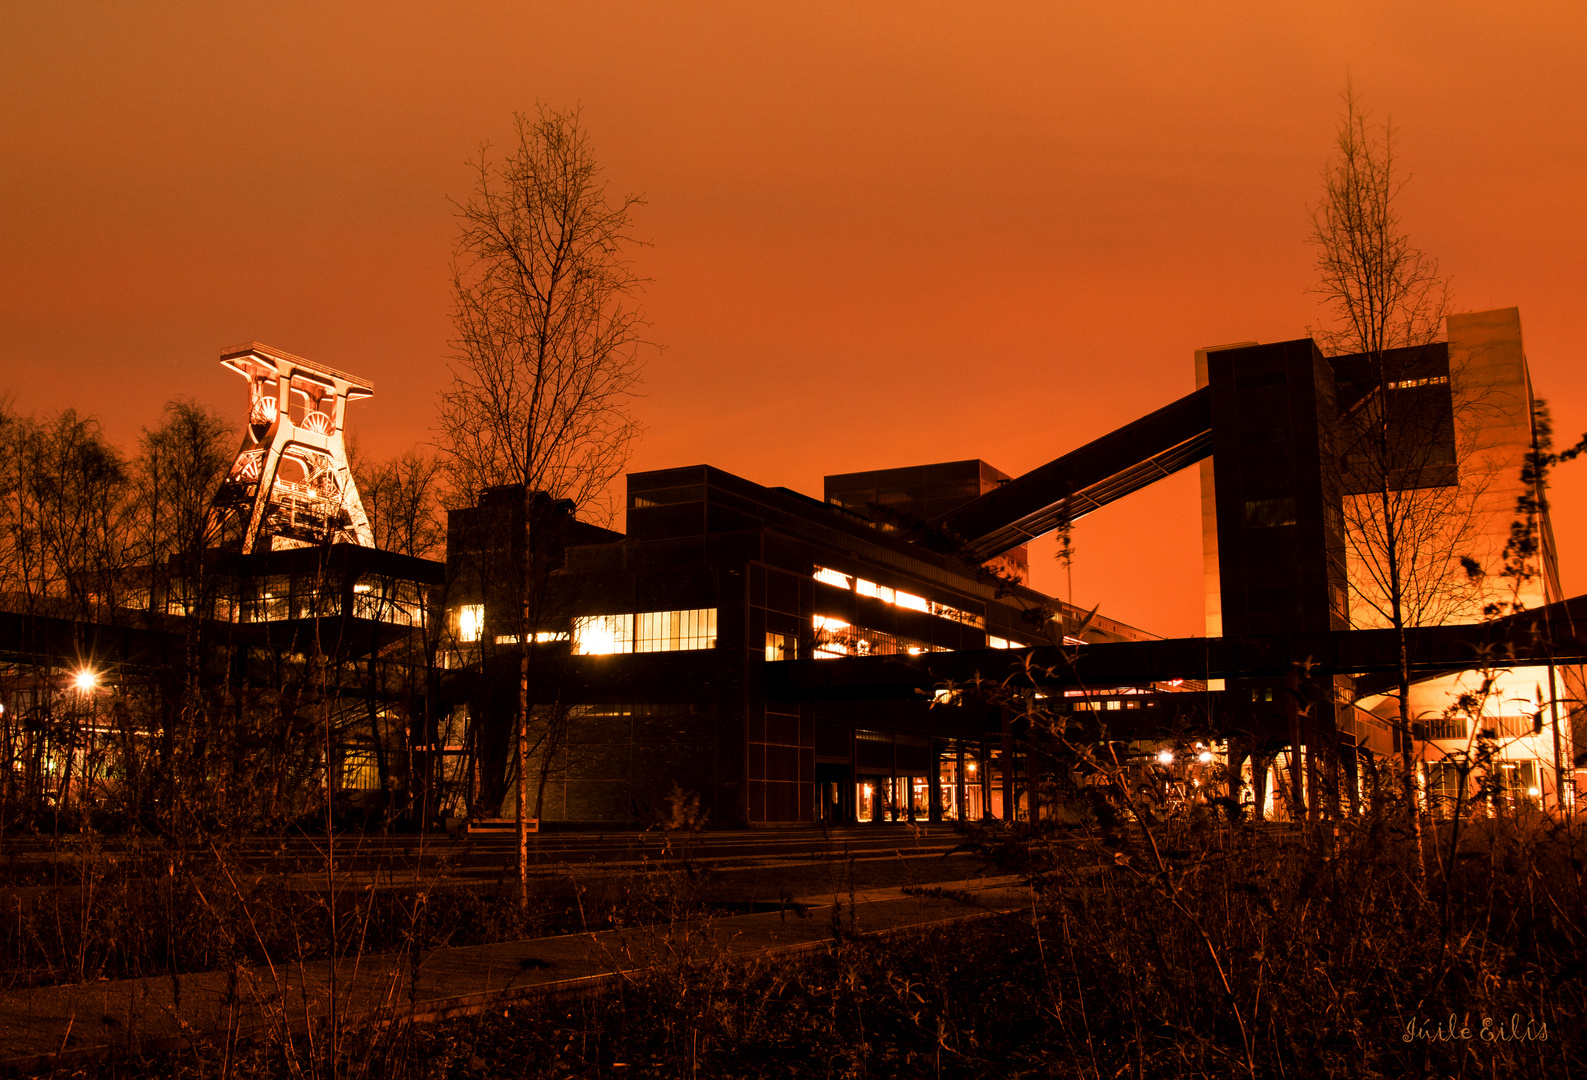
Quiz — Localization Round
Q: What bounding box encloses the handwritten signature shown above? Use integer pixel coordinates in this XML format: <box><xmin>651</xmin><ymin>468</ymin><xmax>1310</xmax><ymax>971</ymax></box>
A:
<box><xmin>1402</xmin><ymin>1015</ymin><xmax>1547</xmax><ymax>1044</ymax></box>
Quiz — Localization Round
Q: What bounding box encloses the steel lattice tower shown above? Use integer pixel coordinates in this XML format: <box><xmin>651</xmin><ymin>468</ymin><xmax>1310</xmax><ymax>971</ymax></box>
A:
<box><xmin>210</xmin><ymin>342</ymin><xmax>375</xmax><ymax>552</ymax></box>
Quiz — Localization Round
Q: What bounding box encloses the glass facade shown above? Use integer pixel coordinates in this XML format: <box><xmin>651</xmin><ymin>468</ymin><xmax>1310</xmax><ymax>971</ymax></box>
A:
<box><xmin>635</xmin><ymin>608</ymin><xmax>718</xmax><ymax>652</ymax></box>
<box><xmin>843</xmin><ymin>740</ymin><xmax>998</xmax><ymax>825</ymax></box>
<box><xmin>936</xmin><ymin>740</ymin><xmax>987</xmax><ymax>822</ymax></box>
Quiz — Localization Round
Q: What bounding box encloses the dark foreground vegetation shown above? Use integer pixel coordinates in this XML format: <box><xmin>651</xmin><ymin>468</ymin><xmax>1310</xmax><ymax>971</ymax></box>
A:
<box><xmin>25</xmin><ymin>802</ymin><xmax>1585</xmax><ymax>1080</ymax></box>
<box><xmin>0</xmin><ymin>831</ymin><xmax>987</xmax><ymax>991</ymax></box>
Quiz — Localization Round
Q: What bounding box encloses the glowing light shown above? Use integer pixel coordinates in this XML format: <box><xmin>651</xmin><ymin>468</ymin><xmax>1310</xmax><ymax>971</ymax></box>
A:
<box><xmin>456</xmin><ymin>604</ymin><xmax>484</xmax><ymax>643</ymax></box>
<box><xmin>812</xmin><ymin>568</ymin><xmax>984</xmax><ymax>627</ymax></box>
<box><xmin>855</xmin><ymin>578</ymin><xmax>895</xmax><ymax>603</ymax></box>
<box><xmin>1198</xmin><ymin>751</ymin><xmax>1213</xmax><ymax>764</ymax></box>
<box><xmin>572</xmin><ymin>614</ymin><xmax>632</xmax><ymax>655</ymax></box>
<box><xmin>1527</xmin><ymin>787</ymin><xmax>1541</xmax><ymax>797</ymax></box>
<box><xmin>1157</xmin><ymin>749</ymin><xmax>1174</xmax><ymax>765</ymax></box>
<box><xmin>74</xmin><ymin>669</ymin><xmax>98</xmax><ymax>692</ymax></box>
<box><xmin>813</xmin><ymin>567</ymin><xmax>852</xmax><ymax>590</ymax></box>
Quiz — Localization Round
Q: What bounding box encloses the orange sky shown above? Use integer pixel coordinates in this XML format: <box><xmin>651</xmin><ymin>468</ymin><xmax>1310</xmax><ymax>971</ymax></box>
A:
<box><xmin>4</xmin><ymin>1</ymin><xmax>1587</xmax><ymax>637</ymax></box>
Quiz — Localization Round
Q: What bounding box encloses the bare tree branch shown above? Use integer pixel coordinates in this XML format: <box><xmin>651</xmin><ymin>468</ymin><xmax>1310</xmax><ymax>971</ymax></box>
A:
<box><xmin>436</xmin><ymin>106</ymin><xmax>648</xmax><ymax>523</ymax></box>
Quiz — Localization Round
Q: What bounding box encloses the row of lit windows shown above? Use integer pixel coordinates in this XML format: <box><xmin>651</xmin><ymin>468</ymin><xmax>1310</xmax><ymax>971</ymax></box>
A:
<box><xmin>1388</xmin><ymin>375</ymin><xmax>1448</xmax><ymax>390</ymax></box>
<box><xmin>452</xmin><ymin>605</ymin><xmax>719</xmax><ymax>654</ymax></box>
<box><xmin>811</xmin><ymin>566</ymin><xmax>985</xmax><ymax>629</ymax></box>
<box><xmin>810</xmin><ymin>614</ymin><xmax>946</xmax><ymax>660</ymax></box>
<box><xmin>573</xmin><ymin>609</ymin><xmax>718</xmax><ymax>655</ymax></box>
<box><xmin>768</xmin><ymin>624</ymin><xmax>1025</xmax><ymax>661</ymax></box>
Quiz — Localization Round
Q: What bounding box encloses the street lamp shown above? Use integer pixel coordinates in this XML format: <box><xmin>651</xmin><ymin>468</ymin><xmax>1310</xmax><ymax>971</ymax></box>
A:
<box><xmin>73</xmin><ymin>669</ymin><xmax>98</xmax><ymax>692</ymax></box>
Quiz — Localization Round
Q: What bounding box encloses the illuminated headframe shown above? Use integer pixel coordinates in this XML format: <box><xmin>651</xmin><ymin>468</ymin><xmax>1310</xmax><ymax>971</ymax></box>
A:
<box><xmin>210</xmin><ymin>342</ymin><xmax>375</xmax><ymax>552</ymax></box>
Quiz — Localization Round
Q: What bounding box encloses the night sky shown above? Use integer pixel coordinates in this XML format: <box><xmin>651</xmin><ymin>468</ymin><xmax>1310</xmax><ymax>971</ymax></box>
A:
<box><xmin>4</xmin><ymin>2</ymin><xmax>1585</xmax><ymax>637</ymax></box>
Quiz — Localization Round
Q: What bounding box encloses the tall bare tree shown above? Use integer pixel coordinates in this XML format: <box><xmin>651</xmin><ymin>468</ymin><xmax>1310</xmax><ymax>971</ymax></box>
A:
<box><xmin>1</xmin><ymin>410</ymin><xmax>135</xmax><ymax>616</ymax></box>
<box><xmin>438</xmin><ymin>106</ymin><xmax>646</xmax><ymax>521</ymax></box>
<box><xmin>437</xmin><ymin>106</ymin><xmax>647</xmax><ymax>899</ymax></box>
<box><xmin>355</xmin><ymin>449</ymin><xmax>446</xmax><ymax>562</ymax></box>
<box><xmin>128</xmin><ymin>399</ymin><xmax>235</xmax><ymax>824</ymax></box>
<box><xmin>1309</xmin><ymin>87</ymin><xmax>1481</xmax><ymax>825</ymax></box>
<box><xmin>135</xmin><ymin>399</ymin><xmax>235</xmax><ymax>615</ymax></box>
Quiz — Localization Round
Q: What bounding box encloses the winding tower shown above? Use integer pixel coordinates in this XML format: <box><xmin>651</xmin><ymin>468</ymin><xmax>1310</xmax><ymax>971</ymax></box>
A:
<box><xmin>210</xmin><ymin>342</ymin><xmax>375</xmax><ymax>552</ymax></box>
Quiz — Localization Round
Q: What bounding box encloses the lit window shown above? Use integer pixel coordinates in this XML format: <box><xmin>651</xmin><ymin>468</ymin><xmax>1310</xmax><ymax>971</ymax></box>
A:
<box><xmin>455</xmin><ymin>604</ymin><xmax>484</xmax><ymax>643</ymax></box>
<box><xmin>765</xmin><ymin>631</ymin><xmax>793</xmax><ymax>661</ymax></box>
<box><xmin>813</xmin><ymin>567</ymin><xmax>852</xmax><ymax>590</ymax></box>
<box><xmin>810</xmin><ymin>567</ymin><xmax>984</xmax><ymax>628</ymax></box>
<box><xmin>634</xmin><ymin>608</ymin><xmax>717</xmax><ymax>652</ymax></box>
<box><xmin>341</xmin><ymin>751</ymin><xmax>379</xmax><ymax>789</ymax></box>
<box><xmin>1388</xmin><ymin>375</ymin><xmax>1448</xmax><ymax>390</ymax></box>
<box><xmin>812</xmin><ymin>614</ymin><xmax>941</xmax><ymax>660</ymax></box>
<box><xmin>573</xmin><ymin>614</ymin><xmax>633</xmax><ymax>655</ymax></box>
<box><xmin>855</xmin><ymin>578</ymin><xmax>896</xmax><ymax>604</ymax></box>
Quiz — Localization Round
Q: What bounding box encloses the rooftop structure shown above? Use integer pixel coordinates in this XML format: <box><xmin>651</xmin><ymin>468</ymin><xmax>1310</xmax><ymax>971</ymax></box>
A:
<box><xmin>210</xmin><ymin>342</ymin><xmax>375</xmax><ymax>553</ymax></box>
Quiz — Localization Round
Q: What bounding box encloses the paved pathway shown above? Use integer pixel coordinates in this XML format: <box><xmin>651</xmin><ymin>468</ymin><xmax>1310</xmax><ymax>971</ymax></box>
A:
<box><xmin>0</xmin><ymin>876</ymin><xmax>1030</xmax><ymax>1074</ymax></box>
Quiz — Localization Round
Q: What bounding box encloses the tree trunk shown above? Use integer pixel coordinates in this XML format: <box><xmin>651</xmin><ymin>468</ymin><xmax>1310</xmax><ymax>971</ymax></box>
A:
<box><xmin>1286</xmin><ymin>671</ymin><xmax>1306</xmax><ymax>821</ymax></box>
<box><xmin>1250</xmin><ymin>751</ymin><xmax>1271</xmax><ymax>822</ymax></box>
<box><xmin>516</xmin><ymin>641</ymin><xmax>530</xmax><ymax>909</ymax></box>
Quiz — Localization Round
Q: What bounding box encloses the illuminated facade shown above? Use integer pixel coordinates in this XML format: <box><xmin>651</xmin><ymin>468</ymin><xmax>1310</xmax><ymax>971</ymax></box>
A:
<box><xmin>1337</xmin><ymin>310</ymin><xmax>1579</xmax><ymax>814</ymax></box>
<box><xmin>440</xmin><ymin>466</ymin><xmax>1154</xmax><ymax>826</ymax></box>
<box><xmin>436</xmin><ymin>308</ymin><xmax>1583</xmax><ymax>825</ymax></box>
<box><xmin>1195</xmin><ymin>307</ymin><xmax>1579</xmax><ymax>814</ymax></box>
